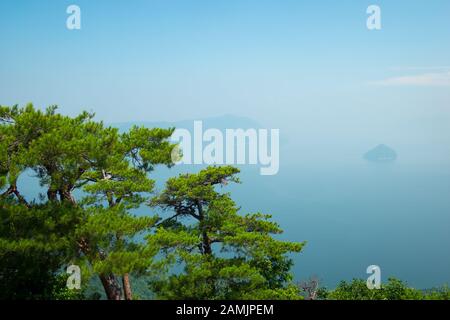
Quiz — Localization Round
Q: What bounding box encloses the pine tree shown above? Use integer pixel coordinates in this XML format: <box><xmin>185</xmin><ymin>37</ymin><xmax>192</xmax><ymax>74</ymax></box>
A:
<box><xmin>150</xmin><ymin>166</ymin><xmax>305</xmax><ymax>299</ymax></box>
<box><xmin>0</xmin><ymin>104</ymin><xmax>176</xmax><ymax>299</ymax></box>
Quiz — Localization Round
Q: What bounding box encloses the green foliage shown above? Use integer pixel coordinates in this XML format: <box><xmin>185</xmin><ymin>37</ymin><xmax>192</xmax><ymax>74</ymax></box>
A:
<box><xmin>75</xmin><ymin>204</ymin><xmax>160</xmax><ymax>276</ymax></box>
<box><xmin>0</xmin><ymin>201</ymin><xmax>79</xmax><ymax>299</ymax></box>
<box><xmin>50</xmin><ymin>274</ymin><xmax>85</xmax><ymax>300</ymax></box>
<box><xmin>0</xmin><ymin>104</ymin><xmax>176</xmax><ymax>299</ymax></box>
<box><xmin>149</xmin><ymin>166</ymin><xmax>304</xmax><ymax>300</ymax></box>
<box><xmin>320</xmin><ymin>278</ymin><xmax>449</xmax><ymax>300</ymax></box>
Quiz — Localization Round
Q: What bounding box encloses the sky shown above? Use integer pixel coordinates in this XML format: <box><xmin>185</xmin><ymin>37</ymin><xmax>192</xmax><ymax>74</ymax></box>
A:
<box><xmin>1</xmin><ymin>0</ymin><xmax>450</xmax><ymax>163</ymax></box>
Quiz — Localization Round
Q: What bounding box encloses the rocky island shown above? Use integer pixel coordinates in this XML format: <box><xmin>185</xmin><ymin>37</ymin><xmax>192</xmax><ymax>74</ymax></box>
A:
<box><xmin>364</xmin><ymin>144</ymin><xmax>397</xmax><ymax>162</ymax></box>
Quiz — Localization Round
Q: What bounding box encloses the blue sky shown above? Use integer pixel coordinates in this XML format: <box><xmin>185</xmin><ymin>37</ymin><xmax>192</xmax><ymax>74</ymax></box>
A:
<box><xmin>1</xmin><ymin>0</ymin><xmax>450</xmax><ymax>157</ymax></box>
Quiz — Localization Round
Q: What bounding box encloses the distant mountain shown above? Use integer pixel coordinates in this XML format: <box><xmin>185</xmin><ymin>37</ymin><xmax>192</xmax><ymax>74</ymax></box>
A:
<box><xmin>364</xmin><ymin>144</ymin><xmax>397</xmax><ymax>162</ymax></box>
<box><xmin>110</xmin><ymin>114</ymin><xmax>291</xmax><ymax>150</ymax></box>
<box><xmin>111</xmin><ymin>114</ymin><xmax>263</xmax><ymax>132</ymax></box>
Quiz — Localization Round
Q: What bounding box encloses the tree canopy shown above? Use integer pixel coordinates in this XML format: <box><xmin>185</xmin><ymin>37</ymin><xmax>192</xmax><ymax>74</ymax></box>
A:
<box><xmin>318</xmin><ymin>278</ymin><xmax>450</xmax><ymax>300</ymax></box>
<box><xmin>150</xmin><ymin>166</ymin><xmax>304</xmax><ymax>299</ymax></box>
<box><xmin>1</xmin><ymin>104</ymin><xmax>175</xmax><ymax>299</ymax></box>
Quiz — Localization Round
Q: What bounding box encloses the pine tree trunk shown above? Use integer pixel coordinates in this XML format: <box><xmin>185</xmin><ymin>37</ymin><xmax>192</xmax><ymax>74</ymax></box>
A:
<box><xmin>196</xmin><ymin>201</ymin><xmax>212</xmax><ymax>255</ymax></box>
<box><xmin>47</xmin><ymin>188</ymin><xmax>58</xmax><ymax>201</ymax></box>
<box><xmin>122</xmin><ymin>274</ymin><xmax>133</xmax><ymax>300</ymax></box>
<box><xmin>100</xmin><ymin>274</ymin><xmax>122</xmax><ymax>300</ymax></box>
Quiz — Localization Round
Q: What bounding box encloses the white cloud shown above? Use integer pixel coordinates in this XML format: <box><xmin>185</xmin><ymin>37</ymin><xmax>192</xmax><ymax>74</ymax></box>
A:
<box><xmin>372</xmin><ymin>71</ymin><xmax>450</xmax><ymax>87</ymax></box>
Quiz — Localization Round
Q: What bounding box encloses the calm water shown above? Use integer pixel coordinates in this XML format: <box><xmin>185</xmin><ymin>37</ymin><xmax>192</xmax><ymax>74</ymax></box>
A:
<box><xmin>231</xmin><ymin>162</ymin><xmax>450</xmax><ymax>289</ymax></box>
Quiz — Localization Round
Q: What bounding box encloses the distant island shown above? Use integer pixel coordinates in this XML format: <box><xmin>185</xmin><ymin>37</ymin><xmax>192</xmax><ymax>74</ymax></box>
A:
<box><xmin>364</xmin><ymin>144</ymin><xmax>397</xmax><ymax>162</ymax></box>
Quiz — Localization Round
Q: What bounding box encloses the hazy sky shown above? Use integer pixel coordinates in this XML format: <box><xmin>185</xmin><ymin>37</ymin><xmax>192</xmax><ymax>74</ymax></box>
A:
<box><xmin>1</xmin><ymin>0</ymin><xmax>449</xmax><ymax>161</ymax></box>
